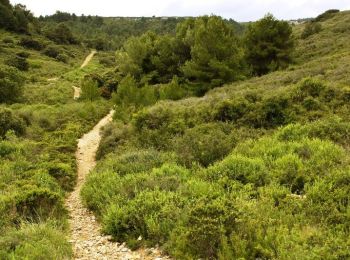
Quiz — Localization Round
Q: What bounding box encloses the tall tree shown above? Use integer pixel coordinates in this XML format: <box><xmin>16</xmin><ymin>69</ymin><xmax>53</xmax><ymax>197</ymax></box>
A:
<box><xmin>244</xmin><ymin>14</ymin><xmax>294</xmax><ymax>76</ymax></box>
<box><xmin>0</xmin><ymin>0</ymin><xmax>16</xmax><ymax>31</ymax></box>
<box><xmin>180</xmin><ymin>16</ymin><xmax>244</xmax><ymax>94</ymax></box>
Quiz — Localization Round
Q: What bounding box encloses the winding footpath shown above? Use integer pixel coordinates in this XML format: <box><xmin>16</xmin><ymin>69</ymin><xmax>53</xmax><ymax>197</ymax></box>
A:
<box><xmin>81</xmin><ymin>50</ymin><xmax>97</xmax><ymax>68</ymax></box>
<box><xmin>65</xmin><ymin>52</ymin><xmax>168</xmax><ymax>259</ymax></box>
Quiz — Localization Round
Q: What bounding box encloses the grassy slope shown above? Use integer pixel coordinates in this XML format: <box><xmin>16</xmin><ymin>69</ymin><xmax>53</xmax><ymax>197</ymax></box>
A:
<box><xmin>82</xmin><ymin>11</ymin><xmax>350</xmax><ymax>259</ymax></box>
<box><xmin>0</xmin><ymin>31</ymin><xmax>111</xmax><ymax>258</ymax></box>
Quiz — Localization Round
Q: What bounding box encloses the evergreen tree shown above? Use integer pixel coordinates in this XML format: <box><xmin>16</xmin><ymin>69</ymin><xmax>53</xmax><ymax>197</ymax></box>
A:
<box><xmin>244</xmin><ymin>14</ymin><xmax>294</xmax><ymax>76</ymax></box>
<box><xmin>180</xmin><ymin>16</ymin><xmax>244</xmax><ymax>94</ymax></box>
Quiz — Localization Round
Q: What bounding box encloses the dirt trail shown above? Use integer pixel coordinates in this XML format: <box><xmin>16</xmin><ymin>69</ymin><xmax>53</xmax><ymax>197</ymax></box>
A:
<box><xmin>81</xmin><ymin>50</ymin><xmax>97</xmax><ymax>68</ymax></box>
<box><xmin>71</xmin><ymin>51</ymin><xmax>97</xmax><ymax>99</ymax></box>
<box><xmin>65</xmin><ymin>110</ymin><xmax>167</xmax><ymax>259</ymax></box>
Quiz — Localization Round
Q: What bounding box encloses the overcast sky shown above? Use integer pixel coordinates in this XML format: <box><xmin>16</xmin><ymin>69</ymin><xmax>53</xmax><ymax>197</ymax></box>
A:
<box><xmin>10</xmin><ymin>0</ymin><xmax>350</xmax><ymax>21</ymax></box>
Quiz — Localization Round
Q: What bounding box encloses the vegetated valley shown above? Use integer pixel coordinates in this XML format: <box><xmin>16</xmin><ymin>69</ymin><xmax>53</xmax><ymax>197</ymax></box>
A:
<box><xmin>0</xmin><ymin>1</ymin><xmax>349</xmax><ymax>259</ymax></box>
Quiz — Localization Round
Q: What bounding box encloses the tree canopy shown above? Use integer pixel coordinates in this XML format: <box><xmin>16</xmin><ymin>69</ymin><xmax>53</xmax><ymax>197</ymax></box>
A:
<box><xmin>0</xmin><ymin>0</ymin><xmax>34</xmax><ymax>33</ymax></box>
<box><xmin>244</xmin><ymin>14</ymin><xmax>294</xmax><ymax>76</ymax></box>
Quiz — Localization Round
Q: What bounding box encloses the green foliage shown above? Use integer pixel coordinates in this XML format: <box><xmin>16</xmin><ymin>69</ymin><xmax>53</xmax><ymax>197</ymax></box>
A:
<box><xmin>6</xmin><ymin>55</ymin><xmax>29</xmax><ymax>71</ymax></box>
<box><xmin>301</xmin><ymin>22</ymin><xmax>322</xmax><ymax>39</ymax></box>
<box><xmin>15</xmin><ymin>188</ymin><xmax>66</xmax><ymax>222</ymax></box>
<box><xmin>114</xmin><ymin>15</ymin><xmax>246</xmax><ymax>102</ymax></box>
<box><xmin>158</xmin><ymin>77</ymin><xmax>189</xmax><ymax>101</ymax></box>
<box><xmin>315</xmin><ymin>9</ymin><xmax>340</xmax><ymax>22</ymax></box>
<box><xmin>19</xmin><ymin>36</ymin><xmax>44</xmax><ymax>51</ymax></box>
<box><xmin>0</xmin><ymin>65</ymin><xmax>25</xmax><ymax>103</ymax></box>
<box><xmin>103</xmin><ymin>189</ymin><xmax>184</xmax><ymax>247</ymax></box>
<box><xmin>45</xmin><ymin>23</ymin><xmax>78</xmax><ymax>44</ymax></box>
<box><xmin>169</xmin><ymin>196</ymin><xmax>237</xmax><ymax>259</ymax></box>
<box><xmin>80</xmin><ymin>78</ymin><xmax>100</xmax><ymax>101</ymax></box>
<box><xmin>42</xmin><ymin>45</ymin><xmax>61</xmax><ymax>59</ymax></box>
<box><xmin>0</xmin><ymin>1</ymin><xmax>33</xmax><ymax>33</ymax></box>
<box><xmin>0</xmin><ymin>223</ymin><xmax>72</xmax><ymax>259</ymax></box>
<box><xmin>245</xmin><ymin>14</ymin><xmax>294</xmax><ymax>75</ymax></box>
<box><xmin>181</xmin><ymin>16</ymin><xmax>244</xmax><ymax>94</ymax></box>
<box><xmin>0</xmin><ymin>108</ymin><xmax>26</xmax><ymax>138</ymax></box>
<box><xmin>174</xmin><ymin>123</ymin><xmax>236</xmax><ymax>167</ymax></box>
<box><xmin>94</xmin><ymin>149</ymin><xmax>177</xmax><ymax>177</ymax></box>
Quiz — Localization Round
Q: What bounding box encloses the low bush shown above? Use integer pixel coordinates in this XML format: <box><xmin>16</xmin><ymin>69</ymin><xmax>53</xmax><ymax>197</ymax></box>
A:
<box><xmin>16</xmin><ymin>51</ymin><xmax>30</xmax><ymax>58</ymax></box>
<box><xmin>44</xmin><ymin>162</ymin><xmax>75</xmax><ymax>191</ymax></box>
<box><xmin>42</xmin><ymin>45</ymin><xmax>61</xmax><ymax>59</ymax></box>
<box><xmin>6</xmin><ymin>56</ymin><xmax>29</xmax><ymax>71</ymax></box>
<box><xmin>0</xmin><ymin>108</ymin><xmax>26</xmax><ymax>138</ymax></box>
<box><xmin>56</xmin><ymin>53</ymin><xmax>68</xmax><ymax>63</ymax></box>
<box><xmin>94</xmin><ymin>149</ymin><xmax>177</xmax><ymax>176</ymax></box>
<box><xmin>14</xmin><ymin>188</ymin><xmax>66</xmax><ymax>222</ymax></box>
<box><xmin>173</xmin><ymin>123</ymin><xmax>237</xmax><ymax>167</ymax></box>
<box><xmin>19</xmin><ymin>37</ymin><xmax>44</xmax><ymax>50</ymax></box>
<box><xmin>103</xmin><ymin>190</ymin><xmax>184</xmax><ymax>247</ymax></box>
<box><xmin>2</xmin><ymin>37</ymin><xmax>14</xmax><ymax>44</ymax></box>
<box><xmin>168</xmin><ymin>195</ymin><xmax>237</xmax><ymax>259</ymax></box>
<box><xmin>301</xmin><ymin>22</ymin><xmax>322</xmax><ymax>39</ymax></box>
<box><xmin>0</xmin><ymin>223</ymin><xmax>72</xmax><ymax>259</ymax></box>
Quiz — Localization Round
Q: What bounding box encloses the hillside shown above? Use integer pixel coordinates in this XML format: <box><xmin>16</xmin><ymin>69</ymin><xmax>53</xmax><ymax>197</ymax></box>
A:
<box><xmin>0</xmin><ymin>17</ymin><xmax>111</xmax><ymax>258</ymax></box>
<box><xmin>82</xmin><ymin>10</ymin><xmax>350</xmax><ymax>260</ymax></box>
<box><xmin>0</xmin><ymin>2</ymin><xmax>349</xmax><ymax>259</ymax></box>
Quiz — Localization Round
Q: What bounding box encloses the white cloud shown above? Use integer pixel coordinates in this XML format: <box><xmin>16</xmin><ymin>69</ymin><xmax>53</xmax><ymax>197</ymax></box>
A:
<box><xmin>10</xmin><ymin>0</ymin><xmax>350</xmax><ymax>21</ymax></box>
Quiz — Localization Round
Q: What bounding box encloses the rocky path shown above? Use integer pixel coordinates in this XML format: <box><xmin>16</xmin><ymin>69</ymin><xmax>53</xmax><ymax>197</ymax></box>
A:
<box><xmin>65</xmin><ymin>110</ymin><xmax>167</xmax><ymax>259</ymax></box>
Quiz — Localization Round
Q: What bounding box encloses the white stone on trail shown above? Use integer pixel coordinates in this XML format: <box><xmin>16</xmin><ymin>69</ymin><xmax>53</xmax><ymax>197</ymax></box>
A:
<box><xmin>65</xmin><ymin>110</ymin><xmax>169</xmax><ymax>259</ymax></box>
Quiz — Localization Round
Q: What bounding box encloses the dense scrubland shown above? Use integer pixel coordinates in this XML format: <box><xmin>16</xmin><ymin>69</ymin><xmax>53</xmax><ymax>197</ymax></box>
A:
<box><xmin>0</xmin><ymin>1</ymin><xmax>111</xmax><ymax>258</ymax></box>
<box><xmin>83</xmin><ymin>9</ymin><xmax>350</xmax><ymax>260</ymax></box>
<box><xmin>0</xmin><ymin>0</ymin><xmax>349</xmax><ymax>258</ymax></box>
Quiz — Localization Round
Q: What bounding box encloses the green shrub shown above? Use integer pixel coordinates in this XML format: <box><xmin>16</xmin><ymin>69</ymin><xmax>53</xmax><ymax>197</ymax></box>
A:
<box><xmin>158</xmin><ymin>77</ymin><xmax>189</xmax><ymax>101</ymax></box>
<box><xmin>103</xmin><ymin>190</ymin><xmax>184</xmax><ymax>247</ymax></box>
<box><xmin>15</xmin><ymin>188</ymin><xmax>66</xmax><ymax>222</ymax></box>
<box><xmin>0</xmin><ymin>108</ymin><xmax>26</xmax><ymax>138</ymax></box>
<box><xmin>45</xmin><ymin>23</ymin><xmax>78</xmax><ymax>45</ymax></box>
<box><xmin>42</xmin><ymin>45</ymin><xmax>61</xmax><ymax>59</ymax></box>
<box><xmin>206</xmin><ymin>154</ymin><xmax>268</xmax><ymax>186</ymax></box>
<box><xmin>83</xmin><ymin>163</ymin><xmax>188</xmax><ymax>220</ymax></box>
<box><xmin>173</xmin><ymin>123</ymin><xmax>237</xmax><ymax>167</ymax></box>
<box><xmin>80</xmin><ymin>78</ymin><xmax>100</xmax><ymax>101</ymax></box>
<box><xmin>56</xmin><ymin>53</ymin><xmax>68</xmax><ymax>63</ymax></box>
<box><xmin>6</xmin><ymin>56</ymin><xmax>29</xmax><ymax>71</ymax></box>
<box><xmin>95</xmin><ymin>149</ymin><xmax>177</xmax><ymax>176</ymax></box>
<box><xmin>99</xmin><ymin>56</ymin><xmax>116</xmax><ymax>67</ymax></box>
<box><xmin>96</xmin><ymin>122</ymin><xmax>133</xmax><ymax>159</ymax></box>
<box><xmin>301</xmin><ymin>22</ymin><xmax>322</xmax><ymax>39</ymax></box>
<box><xmin>19</xmin><ymin>36</ymin><xmax>44</xmax><ymax>50</ymax></box>
<box><xmin>45</xmin><ymin>162</ymin><xmax>75</xmax><ymax>191</ymax></box>
<box><xmin>214</xmin><ymin>98</ymin><xmax>249</xmax><ymax>122</ymax></box>
<box><xmin>0</xmin><ymin>224</ymin><xmax>72</xmax><ymax>259</ymax></box>
<box><xmin>16</xmin><ymin>51</ymin><xmax>30</xmax><ymax>58</ymax></box>
<box><xmin>293</xmin><ymin>78</ymin><xmax>327</xmax><ymax>99</ymax></box>
<box><xmin>0</xmin><ymin>140</ymin><xmax>17</xmax><ymax>157</ymax></box>
<box><xmin>168</xmin><ymin>195</ymin><xmax>237</xmax><ymax>259</ymax></box>
<box><xmin>2</xmin><ymin>37</ymin><xmax>14</xmax><ymax>44</ymax></box>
